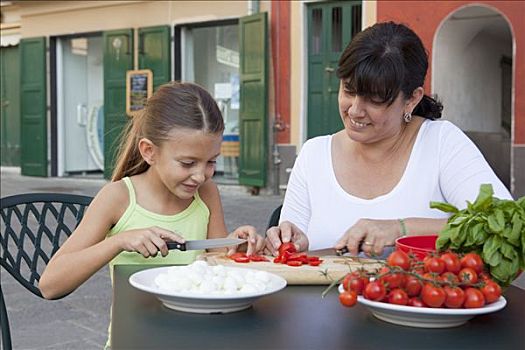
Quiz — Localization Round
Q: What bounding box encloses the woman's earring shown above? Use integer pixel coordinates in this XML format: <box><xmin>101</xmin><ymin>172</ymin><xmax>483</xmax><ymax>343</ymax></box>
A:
<box><xmin>403</xmin><ymin>112</ymin><xmax>413</xmax><ymax>123</ymax></box>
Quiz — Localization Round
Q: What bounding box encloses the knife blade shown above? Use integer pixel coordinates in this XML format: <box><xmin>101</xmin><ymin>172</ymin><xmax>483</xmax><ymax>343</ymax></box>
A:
<box><xmin>166</xmin><ymin>238</ymin><xmax>246</xmax><ymax>251</ymax></box>
<box><xmin>309</xmin><ymin>242</ymin><xmax>395</xmax><ymax>257</ymax></box>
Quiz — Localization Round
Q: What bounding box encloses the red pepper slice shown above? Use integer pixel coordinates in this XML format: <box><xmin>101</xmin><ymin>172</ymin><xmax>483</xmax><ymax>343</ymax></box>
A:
<box><xmin>229</xmin><ymin>252</ymin><xmax>247</xmax><ymax>260</ymax></box>
<box><xmin>286</xmin><ymin>260</ymin><xmax>303</xmax><ymax>267</ymax></box>
<box><xmin>249</xmin><ymin>254</ymin><xmax>269</xmax><ymax>262</ymax></box>
<box><xmin>234</xmin><ymin>256</ymin><xmax>250</xmax><ymax>263</ymax></box>
<box><xmin>308</xmin><ymin>260</ymin><xmax>322</xmax><ymax>266</ymax></box>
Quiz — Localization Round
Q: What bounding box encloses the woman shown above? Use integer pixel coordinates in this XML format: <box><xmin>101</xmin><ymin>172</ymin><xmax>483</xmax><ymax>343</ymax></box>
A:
<box><xmin>265</xmin><ymin>22</ymin><xmax>512</xmax><ymax>257</ymax></box>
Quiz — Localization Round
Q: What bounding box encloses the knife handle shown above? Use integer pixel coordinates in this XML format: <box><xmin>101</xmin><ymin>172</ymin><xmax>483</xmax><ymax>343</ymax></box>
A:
<box><xmin>167</xmin><ymin>242</ymin><xmax>186</xmax><ymax>251</ymax></box>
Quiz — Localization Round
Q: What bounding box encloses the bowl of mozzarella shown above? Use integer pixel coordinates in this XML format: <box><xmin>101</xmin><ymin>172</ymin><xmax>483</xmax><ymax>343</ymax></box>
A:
<box><xmin>129</xmin><ymin>261</ymin><xmax>287</xmax><ymax>313</ymax></box>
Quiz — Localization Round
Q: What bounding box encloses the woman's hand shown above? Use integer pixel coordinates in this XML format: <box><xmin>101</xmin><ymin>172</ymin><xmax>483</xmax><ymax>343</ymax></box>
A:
<box><xmin>264</xmin><ymin>221</ymin><xmax>309</xmax><ymax>256</ymax></box>
<box><xmin>116</xmin><ymin>226</ymin><xmax>185</xmax><ymax>258</ymax></box>
<box><xmin>226</xmin><ymin>225</ymin><xmax>264</xmax><ymax>256</ymax></box>
<box><xmin>334</xmin><ymin>219</ymin><xmax>401</xmax><ymax>257</ymax></box>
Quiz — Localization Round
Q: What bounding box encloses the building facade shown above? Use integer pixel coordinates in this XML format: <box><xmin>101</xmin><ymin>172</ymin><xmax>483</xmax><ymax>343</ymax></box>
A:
<box><xmin>1</xmin><ymin>0</ymin><xmax>523</xmax><ymax>197</ymax></box>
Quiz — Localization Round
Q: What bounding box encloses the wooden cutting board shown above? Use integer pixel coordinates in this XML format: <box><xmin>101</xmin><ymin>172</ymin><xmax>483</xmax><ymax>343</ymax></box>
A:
<box><xmin>198</xmin><ymin>252</ymin><xmax>382</xmax><ymax>285</ymax></box>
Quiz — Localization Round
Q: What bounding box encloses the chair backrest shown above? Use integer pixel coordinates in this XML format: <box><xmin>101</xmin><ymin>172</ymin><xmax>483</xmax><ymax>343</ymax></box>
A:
<box><xmin>0</xmin><ymin>193</ymin><xmax>93</xmax><ymax>350</ymax></box>
<box><xmin>267</xmin><ymin>204</ymin><xmax>283</xmax><ymax>230</ymax></box>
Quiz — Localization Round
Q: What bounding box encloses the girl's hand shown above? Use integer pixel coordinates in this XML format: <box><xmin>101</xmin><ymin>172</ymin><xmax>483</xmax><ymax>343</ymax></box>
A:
<box><xmin>227</xmin><ymin>225</ymin><xmax>264</xmax><ymax>256</ymax></box>
<box><xmin>334</xmin><ymin>219</ymin><xmax>401</xmax><ymax>257</ymax></box>
<box><xmin>264</xmin><ymin>221</ymin><xmax>309</xmax><ymax>256</ymax></box>
<box><xmin>117</xmin><ymin>226</ymin><xmax>185</xmax><ymax>258</ymax></box>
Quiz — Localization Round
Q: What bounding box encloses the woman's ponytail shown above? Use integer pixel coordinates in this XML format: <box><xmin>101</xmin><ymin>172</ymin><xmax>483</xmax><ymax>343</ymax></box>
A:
<box><xmin>413</xmin><ymin>94</ymin><xmax>443</xmax><ymax>120</ymax></box>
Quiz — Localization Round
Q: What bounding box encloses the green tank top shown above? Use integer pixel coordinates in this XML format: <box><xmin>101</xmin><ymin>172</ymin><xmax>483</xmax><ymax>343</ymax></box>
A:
<box><xmin>107</xmin><ymin>177</ymin><xmax>210</xmax><ymax>267</ymax></box>
<box><xmin>105</xmin><ymin>177</ymin><xmax>210</xmax><ymax>349</ymax></box>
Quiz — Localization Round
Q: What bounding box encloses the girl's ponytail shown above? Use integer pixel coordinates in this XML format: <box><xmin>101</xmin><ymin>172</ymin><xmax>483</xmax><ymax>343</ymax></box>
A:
<box><xmin>413</xmin><ymin>94</ymin><xmax>443</xmax><ymax>120</ymax></box>
<box><xmin>111</xmin><ymin>112</ymin><xmax>149</xmax><ymax>181</ymax></box>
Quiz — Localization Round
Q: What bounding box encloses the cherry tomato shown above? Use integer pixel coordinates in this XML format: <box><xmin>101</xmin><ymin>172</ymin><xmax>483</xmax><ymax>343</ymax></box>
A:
<box><xmin>387</xmin><ymin>250</ymin><xmax>411</xmax><ymax>271</ymax></box>
<box><xmin>444</xmin><ymin>286</ymin><xmax>465</xmax><ymax>308</ymax></box>
<box><xmin>378</xmin><ymin>267</ymin><xmax>405</xmax><ymax>289</ymax></box>
<box><xmin>440</xmin><ymin>252</ymin><xmax>461</xmax><ymax>274</ymax></box>
<box><xmin>480</xmin><ymin>281</ymin><xmax>501</xmax><ymax>304</ymax></box>
<box><xmin>339</xmin><ymin>291</ymin><xmax>358</xmax><ymax>307</ymax></box>
<box><xmin>421</xmin><ymin>284</ymin><xmax>446</xmax><ymax>308</ymax></box>
<box><xmin>424</xmin><ymin>256</ymin><xmax>446</xmax><ymax>274</ymax></box>
<box><xmin>439</xmin><ymin>272</ymin><xmax>460</xmax><ymax>285</ymax></box>
<box><xmin>364</xmin><ymin>281</ymin><xmax>387</xmax><ymax>301</ymax></box>
<box><xmin>233</xmin><ymin>256</ymin><xmax>250</xmax><ymax>263</ymax></box>
<box><xmin>460</xmin><ymin>253</ymin><xmax>484</xmax><ymax>274</ymax></box>
<box><xmin>342</xmin><ymin>274</ymin><xmax>365</xmax><ymax>295</ymax></box>
<box><xmin>404</xmin><ymin>275</ymin><xmax>423</xmax><ymax>297</ymax></box>
<box><xmin>458</xmin><ymin>267</ymin><xmax>478</xmax><ymax>285</ymax></box>
<box><xmin>388</xmin><ymin>288</ymin><xmax>409</xmax><ymax>305</ymax></box>
<box><xmin>464</xmin><ymin>287</ymin><xmax>485</xmax><ymax>308</ymax></box>
<box><xmin>408</xmin><ymin>297</ymin><xmax>425</xmax><ymax>307</ymax></box>
<box><xmin>278</xmin><ymin>242</ymin><xmax>297</xmax><ymax>256</ymax></box>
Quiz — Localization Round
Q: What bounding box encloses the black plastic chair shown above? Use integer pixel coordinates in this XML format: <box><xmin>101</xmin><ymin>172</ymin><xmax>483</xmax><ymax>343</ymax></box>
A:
<box><xmin>266</xmin><ymin>204</ymin><xmax>283</xmax><ymax>230</ymax></box>
<box><xmin>0</xmin><ymin>193</ymin><xmax>93</xmax><ymax>350</ymax></box>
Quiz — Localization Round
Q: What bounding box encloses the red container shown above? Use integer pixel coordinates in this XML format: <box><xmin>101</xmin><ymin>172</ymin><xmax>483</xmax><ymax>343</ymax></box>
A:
<box><xmin>395</xmin><ymin>235</ymin><xmax>438</xmax><ymax>261</ymax></box>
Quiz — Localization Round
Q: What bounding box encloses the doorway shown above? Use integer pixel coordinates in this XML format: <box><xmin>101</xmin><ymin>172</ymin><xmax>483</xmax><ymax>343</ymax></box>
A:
<box><xmin>306</xmin><ymin>1</ymin><xmax>361</xmax><ymax>139</ymax></box>
<box><xmin>0</xmin><ymin>45</ymin><xmax>20</xmax><ymax>166</ymax></box>
<box><xmin>433</xmin><ymin>5</ymin><xmax>513</xmax><ymax>188</ymax></box>
<box><xmin>56</xmin><ymin>35</ymin><xmax>104</xmax><ymax>176</ymax></box>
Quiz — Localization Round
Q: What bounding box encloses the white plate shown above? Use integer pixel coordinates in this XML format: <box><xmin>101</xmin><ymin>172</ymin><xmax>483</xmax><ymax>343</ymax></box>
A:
<box><xmin>130</xmin><ymin>266</ymin><xmax>287</xmax><ymax>314</ymax></box>
<box><xmin>338</xmin><ymin>284</ymin><xmax>506</xmax><ymax>328</ymax></box>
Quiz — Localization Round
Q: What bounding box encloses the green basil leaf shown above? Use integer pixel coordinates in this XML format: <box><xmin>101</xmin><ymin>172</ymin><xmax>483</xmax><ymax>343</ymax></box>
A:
<box><xmin>436</xmin><ymin>228</ymin><xmax>452</xmax><ymax>251</ymax></box>
<box><xmin>430</xmin><ymin>201</ymin><xmax>459</xmax><ymax>214</ymax></box>
<box><xmin>472</xmin><ymin>223</ymin><xmax>487</xmax><ymax>245</ymax></box>
<box><xmin>490</xmin><ymin>257</ymin><xmax>517</xmax><ymax>286</ymax></box>
<box><xmin>487</xmin><ymin>213</ymin><xmax>504</xmax><ymax>233</ymax></box>
<box><xmin>500</xmin><ymin>241</ymin><xmax>517</xmax><ymax>260</ymax></box>
<box><xmin>472</xmin><ymin>184</ymin><xmax>494</xmax><ymax>211</ymax></box>
<box><xmin>483</xmin><ymin>236</ymin><xmax>502</xmax><ymax>266</ymax></box>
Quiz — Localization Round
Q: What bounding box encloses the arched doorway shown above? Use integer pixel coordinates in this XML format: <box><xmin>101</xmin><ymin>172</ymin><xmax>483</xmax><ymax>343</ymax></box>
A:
<box><xmin>433</xmin><ymin>5</ymin><xmax>513</xmax><ymax>188</ymax></box>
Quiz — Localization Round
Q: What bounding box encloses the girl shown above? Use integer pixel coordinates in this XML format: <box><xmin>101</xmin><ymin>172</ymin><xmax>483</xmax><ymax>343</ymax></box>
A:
<box><xmin>40</xmin><ymin>81</ymin><xmax>263</xmax><ymax>300</ymax></box>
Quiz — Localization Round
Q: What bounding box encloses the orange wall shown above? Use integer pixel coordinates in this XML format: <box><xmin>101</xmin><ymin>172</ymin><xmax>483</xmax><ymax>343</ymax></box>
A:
<box><xmin>377</xmin><ymin>1</ymin><xmax>525</xmax><ymax>144</ymax></box>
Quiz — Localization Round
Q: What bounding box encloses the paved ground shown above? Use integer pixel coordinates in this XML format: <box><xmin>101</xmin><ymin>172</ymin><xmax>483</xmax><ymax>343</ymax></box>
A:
<box><xmin>0</xmin><ymin>168</ymin><xmax>283</xmax><ymax>349</ymax></box>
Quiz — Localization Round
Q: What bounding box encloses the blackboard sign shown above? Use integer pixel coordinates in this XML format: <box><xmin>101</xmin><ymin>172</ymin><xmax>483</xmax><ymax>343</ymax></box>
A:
<box><xmin>126</xmin><ymin>69</ymin><xmax>153</xmax><ymax>117</ymax></box>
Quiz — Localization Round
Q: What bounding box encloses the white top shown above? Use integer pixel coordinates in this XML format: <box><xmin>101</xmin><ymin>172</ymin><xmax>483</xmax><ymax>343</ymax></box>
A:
<box><xmin>280</xmin><ymin>120</ymin><xmax>512</xmax><ymax>250</ymax></box>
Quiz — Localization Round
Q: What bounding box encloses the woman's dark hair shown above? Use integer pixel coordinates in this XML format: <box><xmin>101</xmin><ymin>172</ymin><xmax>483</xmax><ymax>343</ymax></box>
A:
<box><xmin>112</xmin><ymin>81</ymin><xmax>224</xmax><ymax>181</ymax></box>
<box><xmin>337</xmin><ymin>21</ymin><xmax>442</xmax><ymax>120</ymax></box>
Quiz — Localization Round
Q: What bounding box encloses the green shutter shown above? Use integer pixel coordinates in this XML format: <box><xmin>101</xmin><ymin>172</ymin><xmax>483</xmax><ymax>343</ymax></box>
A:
<box><xmin>1</xmin><ymin>45</ymin><xmax>21</xmax><ymax>166</ymax></box>
<box><xmin>20</xmin><ymin>37</ymin><xmax>47</xmax><ymax>176</ymax></box>
<box><xmin>239</xmin><ymin>12</ymin><xmax>268</xmax><ymax>188</ymax></box>
<box><xmin>103</xmin><ymin>29</ymin><xmax>134</xmax><ymax>179</ymax></box>
<box><xmin>139</xmin><ymin>25</ymin><xmax>171</xmax><ymax>90</ymax></box>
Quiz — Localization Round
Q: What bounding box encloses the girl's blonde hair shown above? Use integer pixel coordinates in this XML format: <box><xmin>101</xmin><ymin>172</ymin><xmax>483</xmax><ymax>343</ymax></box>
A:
<box><xmin>111</xmin><ymin>81</ymin><xmax>224</xmax><ymax>181</ymax></box>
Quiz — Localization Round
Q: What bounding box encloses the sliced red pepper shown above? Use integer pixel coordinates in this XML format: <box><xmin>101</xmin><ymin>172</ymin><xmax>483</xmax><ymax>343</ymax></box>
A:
<box><xmin>308</xmin><ymin>256</ymin><xmax>320</xmax><ymax>262</ymax></box>
<box><xmin>273</xmin><ymin>256</ymin><xmax>282</xmax><ymax>264</ymax></box>
<box><xmin>229</xmin><ymin>252</ymin><xmax>247</xmax><ymax>260</ymax></box>
<box><xmin>249</xmin><ymin>254</ymin><xmax>269</xmax><ymax>262</ymax></box>
<box><xmin>308</xmin><ymin>260</ymin><xmax>322</xmax><ymax>266</ymax></box>
<box><xmin>233</xmin><ymin>256</ymin><xmax>250</xmax><ymax>263</ymax></box>
<box><xmin>286</xmin><ymin>260</ymin><xmax>303</xmax><ymax>267</ymax></box>
<box><xmin>288</xmin><ymin>252</ymin><xmax>307</xmax><ymax>261</ymax></box>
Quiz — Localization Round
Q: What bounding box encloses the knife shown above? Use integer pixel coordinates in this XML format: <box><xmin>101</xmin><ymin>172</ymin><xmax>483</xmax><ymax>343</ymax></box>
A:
<box><xmin>166</xmin><ymin>238</ymin><xmax>246</xmax><ymax>251</ymax></box>
<box><xmin>309</xmin><ymin>242</ymin><xmax>395</xmax><ymax>257</ymax></box>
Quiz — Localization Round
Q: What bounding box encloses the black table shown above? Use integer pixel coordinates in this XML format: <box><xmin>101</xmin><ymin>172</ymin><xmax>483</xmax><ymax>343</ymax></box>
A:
<box><xmin>111</xmin><ymin>265</ymin><xmax>525</xmax><ymax>349</ymax></box>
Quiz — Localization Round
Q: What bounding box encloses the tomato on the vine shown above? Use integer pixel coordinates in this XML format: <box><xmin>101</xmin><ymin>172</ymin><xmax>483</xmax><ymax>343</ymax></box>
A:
<box><xmin>364</xmin><ymin>281</ymin><xmax>387</xmax><ymax>301</ymax></box>
<box><xmin>421</xmin><ymin>284</ymin><xmax>446</xmax><ymax>308</ymax></box>
<box><xmin>444</xmin><ymin>286</ymin><xmax>465</xmax><ymax>308</ymax></box>
<box><xmin>387</xmin><ymin>250</ymin><xmax>411</xmax><ymax>271</ymax></box>
<box><xmin>458</xmin><ymin>267</ymin><xmax>478</xmax><ymax>284</ymax></box>
<box><xmin>388</xmin><ymin>288</ymin><xmax>409</xmax><ymax>306</ymax></box>
<box><xmin>460</xmin><ymin>253</ymin><xmax>484</xmax><ymax>274</ymax></box>
<box><xmin>424</xmin><ymin>256</ymin><xmax>446</xmax><ymax>274</ymax></box>
<box><xmin>378</xmin><ymin>267</ymin><xmax>405</xmax><ymax>289</ymax></box>
<box><xmin>339</xmin><ymin>290</ymin><xmax>358</xmax><ymax>307</ymax></box>
<box><xmin>408</xmin><ymin>297</ymin><xmax>425</xmax><ymax>307</ymax></box>
<box><xmin>440</xmin><ymin>252</ymin><xmax>461</xmax><ymax>274</ymax></box>
<box><xmin>439</xmin><ymin>272</ymin><xmax>460</xmax><ymax>285</ymax></box>
<box><xmin>480</xmin><ymin>281</ymin><xmax>501</xmax><ymax>304</ymax></box>
<box><xmin>464</xmin><ymin>287</ymin><xmax>485</xmax><ymax>308</ymax></box>
<box><xmin>342</xmin><ymin>273</ymin><xmax>367</xmax><ymax>295</ymax></box>
<box><xmin>404</xmin><ymin>275</ymin><xmax>423</xmax><ymax>297</ymax></box>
